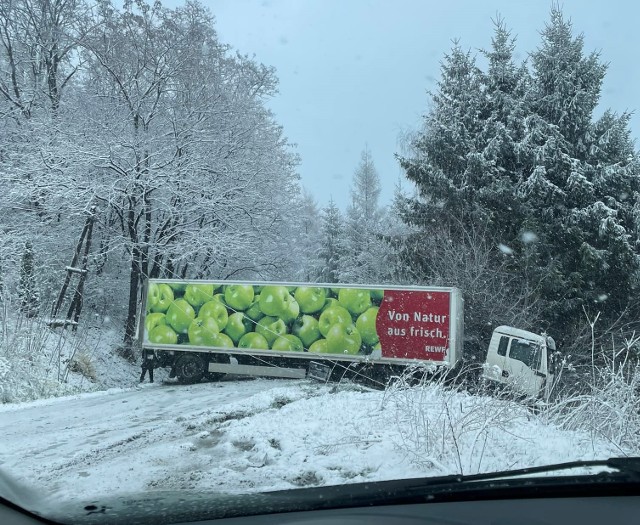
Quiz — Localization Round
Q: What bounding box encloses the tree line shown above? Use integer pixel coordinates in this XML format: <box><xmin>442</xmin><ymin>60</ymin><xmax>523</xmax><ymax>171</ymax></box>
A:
<box><xmin>310</xmin><ymin>8</ymin><xmax>640</xmax><ymax>364</ymax></box>
<box><xmin>1</xmin><ymin>2</ymin><xmax>638</xmax><ymax>368</ymax></box>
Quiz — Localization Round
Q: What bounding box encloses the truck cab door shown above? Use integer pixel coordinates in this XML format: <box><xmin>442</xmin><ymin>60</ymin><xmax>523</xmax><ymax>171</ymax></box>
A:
<box><xmin>504</xmin><ymin>338</ymin><xmax>546</xmax><ymax>399</ymax></box>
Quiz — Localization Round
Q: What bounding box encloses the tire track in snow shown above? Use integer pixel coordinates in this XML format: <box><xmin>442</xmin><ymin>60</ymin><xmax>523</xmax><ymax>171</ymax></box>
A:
<box><xmin>0</xmin><ymin>379</ymin><xmax>304</xmax><ymax>489</ymax></box>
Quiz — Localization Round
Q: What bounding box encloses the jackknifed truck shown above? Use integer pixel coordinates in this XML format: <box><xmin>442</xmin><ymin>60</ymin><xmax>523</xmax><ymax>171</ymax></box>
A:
<box><xmin>139</xmin><ymin>280</ymin><xmax>557</xmax><ymax>399</ymax></box>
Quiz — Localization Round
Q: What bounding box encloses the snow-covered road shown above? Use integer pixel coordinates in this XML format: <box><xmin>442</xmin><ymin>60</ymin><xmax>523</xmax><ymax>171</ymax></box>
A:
<box><xmin>0</xmin><ymin>378</ymin><xmax>307</xmax><ymax>497</ymax></box>
<box><xmin>0</xmin><ymin>377</ymin><xmax>623</xmax><ymax>503</ymax></box>
<box><xmin>1</xmin><ymin>379</ymin><xmax>274</xmax><ymax>469</ymax></box>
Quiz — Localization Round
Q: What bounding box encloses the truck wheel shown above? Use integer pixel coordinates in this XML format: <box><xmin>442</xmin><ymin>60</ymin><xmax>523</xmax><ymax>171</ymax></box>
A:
<box><xmin>175</xmin><ymin>353</ymin><xmax>205</xmax><ymax>384</ymax></box>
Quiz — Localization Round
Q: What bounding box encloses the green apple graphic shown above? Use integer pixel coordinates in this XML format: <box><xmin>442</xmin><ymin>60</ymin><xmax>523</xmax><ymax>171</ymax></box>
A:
<box><xmin>259</xmin><ymin>286</ymin><xmax>294</xmax><ymax>317</ymax></box>
<box><xmin>198</xmin><ymin>300</ymin><xmax>229</xmax><ymax>331</ymax></box>
<box><xmin>166</xmin><ymin>299</ymin><xmax>196</xmax><ymax>334</ymax></box>
<box><xmin>318</xmin><ymin>305</ymin><xmax>352</xmax><ymax>337</ymax></box>
<box><xmin>149</xmin><ymin>324</ymin><xmax>178</xmax><ymax>345</ymax></box>
<box><xmin>245</xmin><ymin>295</ymin><xmax>265</xmax><ymax>322</ymax></box>
<box><xmin>325</xmin><ymin>323</ymin><xmax>362</xmax><ymax>354</ymax></box>
<box><xmin>255</xmin><ymin>316</ymin><xmax>288</xmax><ymax>346</ymax></box>
<box><xmin>210</xmin><ymin>332</ymin><xmax>234</xmax><ymax>348</ymax></box>
<box><xmin>323</xmin><ymin>298</ymin><xmax>340</xmax><ymax>311</ymax></box>
<box><xmin>370</xmin><ymin>289</ymin><xmax>384</xmax><ymax>302</ymax></box>
<box><xmin>238</xmin><ymin>332</ymin><xmax>270</xmax><ymax>350</ymax></box>
<box><xmin>280</xmin><ymin>296</ymin><xmax>300</xmax><ymax>324</ymax></box>
<box><xmin>224</xmin><ymin>285</ymin><xmax>254</xmax><ymax>311</ymax></box>
<box><xmin>223</xmin><ymin>312</ymin><xmax>252</xmax><ymax>344</ymax></box>
<box><xmin>212</xmin><ymin>293</ymin><xmax>228</xmax><ymax>306</ymax></box>
<box><xmin>187</xmin><ymin>317</ymin><xmax>220</xmax><ymax>346</ymax></box>
<box><xmin>338</xmin><ymin>288</ymin><xmax>372</xmax><ymax>315</ymax></box>
<box><xmin>294</xmin><ymin>287</ymin><xmax>326</xmax><ymax>314</ymax></box>
<box><xmin>292</xmin><ymin>315</ymin><xmax>321</xmax><ymax>347</ymax></box>
<box><xmin>309</xmin><ymin>339</ymin><xmax>329</xmax><ymax>354</ymax></box>
<box><xmin>272</xmin><ymin>334</ymin><xmax>304</xmax><ymax>352</ymax></box>
<box><xmin>145</xmin><ymin>312</ymin><xmax>167</xmax><ymax>334</ymax></box>
<box><xmin>356</xmin><ymin>307</ymin><xmax>379</xmax><ymax>346</ymax></box>
<box><xmin>168</xmin><ymin>282</ymin><xmax>187</xmax><ymax>293</ymax></box>
<box><xmin>148</xmin><ymin>283</ymin><xmax>174</xmax><ymax>313</ymax></box>
<box><xmin>147</xmin><ymin>282</ymin><xmax>160</xmax><ymax>311</ymax></box>
<box><xmin>184</xmin><ymin>284</ymin><xmax>215</xmax><ymax>308</ymax></box>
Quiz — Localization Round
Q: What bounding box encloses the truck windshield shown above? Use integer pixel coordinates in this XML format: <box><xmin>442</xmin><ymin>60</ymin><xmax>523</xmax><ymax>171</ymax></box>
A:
<box><xmin>509</xmin><ymin>340</ymin><xmax>542</xmax><ymax>370</ymax></box>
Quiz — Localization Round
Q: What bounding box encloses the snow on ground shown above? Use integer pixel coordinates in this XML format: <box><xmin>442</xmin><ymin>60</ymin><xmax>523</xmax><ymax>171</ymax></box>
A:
<box><xmin>0</xmin><ymin>316</ymin><xmax>627</xmax><ymax>501</ymax></box>
<box><xmin>0</xmin><ymin>377</ymin><xmax>622</xmax><ymax>504</ymax></box>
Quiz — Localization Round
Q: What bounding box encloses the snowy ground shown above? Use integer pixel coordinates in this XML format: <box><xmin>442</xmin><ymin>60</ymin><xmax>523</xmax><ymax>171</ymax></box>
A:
<box><xmin>0</xmin><ymin>375</ymin><xmax>622</xmax><ymax>503</ymax></box>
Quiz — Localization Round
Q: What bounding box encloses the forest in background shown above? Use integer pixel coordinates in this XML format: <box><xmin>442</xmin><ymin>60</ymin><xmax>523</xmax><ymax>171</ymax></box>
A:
<box><xmin>1</xmin><ymin>1</ymin><xmax>639</xmax><ymax>388</ymax></box>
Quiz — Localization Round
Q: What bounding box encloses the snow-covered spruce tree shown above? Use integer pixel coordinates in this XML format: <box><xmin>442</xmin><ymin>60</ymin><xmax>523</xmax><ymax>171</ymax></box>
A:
<box><xmin>340</xmin><ymin>148</ymin><xmax>387</xmax><ymax>283</ymax></box>
<box><xmin>397</xmin><ymin>10</ymin><xmax>640</xmax><ymax>344</ymax></box>
<box><xmin>398</xmin><ymin>42</ymin><xmax>485</xmax><ymax>233</ymax></box>
<box><xmin>318</xmin><ymin>199</ymin><xmax>344</xmax><ymax>284</ymax></box>
<box><xmin>520</xmin><ymin>8</ymin><xmax>640</xmax><ymax>336</ymax></box>
<box><xmin>396</xmin><ymin>25</ymin><xmax>538</xmax><ymax>347</ymax></box>
<box><xmin>474</xmin><ymin>18</ymin><xmax>532</xmax><ymax>241</ymax></box>
<box><xmin>399</xmin><ymin>20</ymin><xmax>530</xmax><ymax>246</ymax></box>
<box><xmin>291</xmin><ymin>190</ymin><xmax>323</xmax><ymax>282</ymax></box>
<box><xmin>18</xmin><ymin>241</ymin><xmax>40</xmax><ymax>318</ymax></box>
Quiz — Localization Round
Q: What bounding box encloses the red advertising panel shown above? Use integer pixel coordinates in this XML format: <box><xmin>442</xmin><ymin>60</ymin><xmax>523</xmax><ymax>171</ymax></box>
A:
<box><xmin>377</xmin><ymin>290</ymin><xmax>451</xmax><ymax>361</ymax></box>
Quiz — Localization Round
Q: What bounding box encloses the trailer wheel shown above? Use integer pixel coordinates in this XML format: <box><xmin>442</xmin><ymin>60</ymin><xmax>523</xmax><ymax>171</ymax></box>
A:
<box><xmin>175</xmin><ymin>353</ymin><xmax>205</xmax><ymax>384</ymax></box>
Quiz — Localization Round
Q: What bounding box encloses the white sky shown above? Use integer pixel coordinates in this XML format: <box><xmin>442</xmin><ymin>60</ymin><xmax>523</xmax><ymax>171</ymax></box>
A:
<box><xmin>192</xmin><ymin>1</ymin><xmax>640</xmax><ymax>209</ymax></box>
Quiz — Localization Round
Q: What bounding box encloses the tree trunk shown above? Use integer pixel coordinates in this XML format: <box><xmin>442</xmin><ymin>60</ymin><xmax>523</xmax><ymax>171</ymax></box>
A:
<box><xmin>123</xmin><ymin>246</ymin><xmax>142</xmax><ymax>348</ymax></box>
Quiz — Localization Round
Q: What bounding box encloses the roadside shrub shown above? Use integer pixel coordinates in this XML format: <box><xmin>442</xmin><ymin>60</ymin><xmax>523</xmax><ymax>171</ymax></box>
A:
<box><xmin>381</xmin><ymin>365</ymin><xmax>530</xmax><ymax>475</ymax></box>
<box><xmin>542</xmin><ymin>326</ymin><xmax>640</xmax><ymax>456</ymax></box>
<box><xmin>68</xmin><ymin>353</ymin><xmax>97</xmax><ymax>382</ymax></box>
<box><xmin>0</xmin><ymin>299</ymin><xmax>91</xmax><ymax>403</ymax></box>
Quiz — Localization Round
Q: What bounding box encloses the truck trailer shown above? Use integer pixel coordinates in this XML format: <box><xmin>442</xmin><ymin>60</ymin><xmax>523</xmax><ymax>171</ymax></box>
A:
<box><xmin>139</xmin><ymin>279</ymin><xmax>556</xmax><ymax>399</ymax></box>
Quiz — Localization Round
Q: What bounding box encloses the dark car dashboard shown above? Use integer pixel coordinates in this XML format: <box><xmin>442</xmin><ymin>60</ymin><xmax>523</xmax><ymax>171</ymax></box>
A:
<box><xmin>3</xmin><ymin>459</ymin><xmax>640</xmax><ymax>525</ymax></box>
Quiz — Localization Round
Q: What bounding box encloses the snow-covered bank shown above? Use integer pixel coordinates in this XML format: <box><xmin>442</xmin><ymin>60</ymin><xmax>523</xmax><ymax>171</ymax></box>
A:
<box><xmin>0</xmin><ymin>311</ymin><xmax>154</xmax><ymax>404</ymax></box>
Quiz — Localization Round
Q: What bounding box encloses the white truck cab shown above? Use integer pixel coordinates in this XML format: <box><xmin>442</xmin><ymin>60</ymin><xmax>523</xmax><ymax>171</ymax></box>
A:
<box><xmin>482</xmin><ymin>326</ymin><xmax>557</xmax><ymax>401</ymax></box>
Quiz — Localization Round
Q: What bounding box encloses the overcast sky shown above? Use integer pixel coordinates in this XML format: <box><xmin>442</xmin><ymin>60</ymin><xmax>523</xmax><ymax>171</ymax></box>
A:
<box><xmin>192</xmin><ymin>1</ymin><xmax>640</xmax><ymax>209</ymax></box>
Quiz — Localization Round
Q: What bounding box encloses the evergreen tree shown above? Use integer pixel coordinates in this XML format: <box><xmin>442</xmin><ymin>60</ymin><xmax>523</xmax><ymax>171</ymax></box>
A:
<box><xmin>341</xmin><ymin>148</ymin><xmax>385</xmax><ymax>281</ymax></box>
<box><xmin>18</xmin><ymin>241</ymin><xmax>40</xmax><ymax>317</ymax></box>
<box><xmin>348</xmin><ymin>147</ymin><xmax>383</xmax><ymax>224</ymax></box>
<box><xmin>397</xmin><ymin>8</ymin><xmax>640</xmax><ymax>340</ymax></box>
<box><xmin>318</xmin><ymin>198</ymin><xmax>344</xmax><ymax>283</ymax></box>
<box><xmin>529</xmin><ymin>8</ymin><xmax>606</xmax><ymax>152</ymax></box>
<box><xmin>294</xmin><ymin>190</ymin><xmax>323</xmax><ymax>281</ymax></box>
<box><xmin>396</xmin><ymin>36</ymin><xmax>509</xmax><ymax>289</ymax></box>
<box><xmin>475</xmin><ymin>18</ymin><xmax>531</xmax><ymax>240</ymax></box>
<box><xmin>399</xmin><ymin>42</ymin><xmax>485</xmax><ymax>233</ymax></box>
<box><xmin>520</xmin><ymin>8</ymin><xmax>640</xmax><ymax>331</ymax></box>
<box><xmin>399</xmin><ymin>20</ymin><xmax>531</xmax><ymax>241</ymax></box>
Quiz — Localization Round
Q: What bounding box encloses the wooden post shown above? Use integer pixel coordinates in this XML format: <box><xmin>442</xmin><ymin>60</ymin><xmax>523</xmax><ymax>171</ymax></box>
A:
<box><xmin>49</xmin><ymin>205</ymin><xmax>97</xmax><ymax>330</ymax></box>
